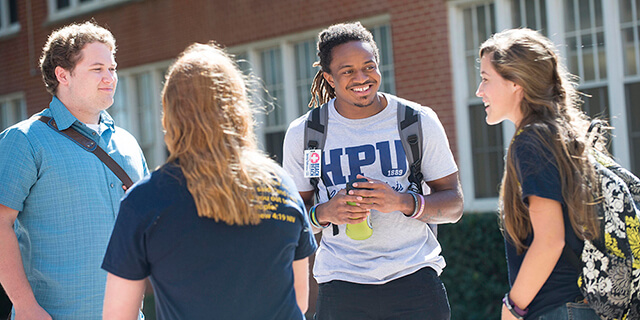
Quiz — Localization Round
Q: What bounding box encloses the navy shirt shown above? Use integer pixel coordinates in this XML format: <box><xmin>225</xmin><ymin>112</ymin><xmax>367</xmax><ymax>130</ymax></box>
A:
<box><xmin>102</xmin><ymin>162</ymin><xmax>317</xmax><ymax>319</ymax></box>
<box><xmin>505</xmin><ymin>126</ymin><xmax>583</xmax><ymax>319</ymax></box>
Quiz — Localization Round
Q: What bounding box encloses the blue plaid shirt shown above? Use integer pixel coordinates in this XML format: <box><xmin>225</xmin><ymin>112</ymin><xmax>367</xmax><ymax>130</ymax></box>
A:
<box><xmin>0</xmin><ymin>97</ymin><xmax>148</xmax><ymax>319</ymax></box>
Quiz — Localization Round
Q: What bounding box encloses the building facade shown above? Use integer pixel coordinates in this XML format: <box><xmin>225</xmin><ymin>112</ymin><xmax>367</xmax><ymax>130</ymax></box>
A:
<box><xmin>0</xmin><ymin>0</ymin><xmax>640</xmax><ymax>215</ymax></box>
<box><xmin>1</xmin><ymin>0</ymin><xmax>638</xmax><ymax>214</ymax></box>
<box><xmin>1</xmin><ymin>0</ymin><xmax>639</xmax><ymax>318</ymax></box>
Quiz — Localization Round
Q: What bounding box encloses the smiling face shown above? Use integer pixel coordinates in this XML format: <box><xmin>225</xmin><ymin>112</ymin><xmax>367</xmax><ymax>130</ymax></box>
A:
<box><xmin>322</xmin><ymin>41</ymin><xmax>383</xmax><ymax>116</ymax></box>
<box><xmin>476</xmin><ymin>53</ymin><xmax>523</xmax><ymax>126</ymax></box>
<box><xmin>56</xmin><ymin>42</ymin><xmax>117</xmax><ymax>124</ymax></box>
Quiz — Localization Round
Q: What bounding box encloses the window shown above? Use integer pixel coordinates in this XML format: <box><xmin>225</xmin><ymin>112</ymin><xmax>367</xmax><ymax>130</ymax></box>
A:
<box><xmin>260</xmin><ymin>47</ymin><xmax>287</xmax><ymax>163</ymax></box>
<box><xmin>0</xmin><ymin>0</ymin><xmax>19</xmax><ymax>37</ymax></box>
<box><xmin>513</xmin><ymin>0</ymin><xmax>548</xmax><ymax>34</ymax></box>
<box><xmin>47</xmin><ymin>0</ymin><xmax>132</xmax><ymax>21</ymax></box>
<box><xmin>0</xmin><ymin>93</ymin><xmax>26</xmax><ymax>131</ymax></box>
<box><xmin>230</xmin><ymin>16</ymin><xmax>394</xmax><ymax>163</ymax></box>
<box><xmin>370</xmin><ymin>24</ymin><xmax>396</xmax><ymax>95</ymax></box>
<box><xmin>463</xmin><ymin>2</ymin><xmax>505</xmax><ymax>200</ymax></box>
<box><xmin>112</xmin><ymin>63</ymin><xmax>169</xmax><ymax>169</ymax></box>
<box><xmin>450</xmin><ymin>0</ymin><xmax>638</xmax><ymax>210</ymax></box>
<box><xmin>621</xmin><ymin>0</ymin><xmax>640</xmax><ymax>174</ymax></box>
<box><xmin>294</xmin><ymin>39</ymin><xmax>319</xmax><ymax>116</ymax></box>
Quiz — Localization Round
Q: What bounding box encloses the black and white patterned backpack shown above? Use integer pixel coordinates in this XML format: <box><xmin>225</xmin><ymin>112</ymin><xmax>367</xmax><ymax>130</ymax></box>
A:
<box><xmin>563</xmin><ymin>124</ymin><xmax>640</xmax><ymax>319</ymax></box>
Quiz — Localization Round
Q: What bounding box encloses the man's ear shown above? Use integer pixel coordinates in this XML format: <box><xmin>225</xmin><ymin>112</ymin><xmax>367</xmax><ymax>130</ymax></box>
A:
<box><xmin>55</xmin><ymin>66</ymin><xmax>70</xmax><ymax>87</ymax></box>
<box><xmin>322</xmin><ymin>72</ymin><xmax>335</xmax><ymax>88</ymax></box>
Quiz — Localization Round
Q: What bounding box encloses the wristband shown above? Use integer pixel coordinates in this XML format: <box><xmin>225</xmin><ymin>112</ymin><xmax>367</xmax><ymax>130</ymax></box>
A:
<box><xmin>406</xmin><ymin>192</ymin><xmax>419</xmax><ymax>217</ymax></box>
<box><xmin>309</xmin><ymin>205</ymin><xmax>330</xmax><ymax>229</ymax></box>
<box><xmin>502</xmin><ymin>293</ymin><xmax>527</xmax><ymax>319</ymax></box>
<box><xmin>412</xmin><ymin>194</ymin><xmax>425</xmax><ymax>220</ymax></box>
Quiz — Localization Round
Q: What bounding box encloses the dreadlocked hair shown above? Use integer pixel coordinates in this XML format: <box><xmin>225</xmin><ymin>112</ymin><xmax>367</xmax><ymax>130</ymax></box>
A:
<box><xmin>308</xmin><ymin>22</ymin><xmax>379</xmax><ymax>109</ymax></box>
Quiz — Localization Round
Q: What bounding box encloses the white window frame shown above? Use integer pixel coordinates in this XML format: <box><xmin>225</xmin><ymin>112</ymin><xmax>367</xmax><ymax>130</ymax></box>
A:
<box><xmin>0</xmin><ymin>0</ymin><xmax>20</xmax><ymax>38</ymax></box>
<box><xmin>112</xmin><ymin>60</ymin><xmax>171</xmax><ymax>169</ymax></box>
<box><xmin>229</xmin><ymin>14</ymin><xmax>393</xmax><ymax>157</ymax></box>
<box><xmin>0</xmin><ymin>92</ymin><xmax>26</xmax><ymax>131</ymax></box>
<box><xmin>46</xmin><ymin>0</ymin><xmax>132</xmax><ymax>22</ymax></box>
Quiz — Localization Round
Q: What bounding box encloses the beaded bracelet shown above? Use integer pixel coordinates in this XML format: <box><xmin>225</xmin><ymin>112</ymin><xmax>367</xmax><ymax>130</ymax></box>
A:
<box><xmin>411</xmin><ymin>194</ymin><xmax>426</xmax><ymax>220</ymax></box>
<box><xmin>309</xmin><ymin>204</ymin><xmax>330</xmax><ymax>229</ymax></box>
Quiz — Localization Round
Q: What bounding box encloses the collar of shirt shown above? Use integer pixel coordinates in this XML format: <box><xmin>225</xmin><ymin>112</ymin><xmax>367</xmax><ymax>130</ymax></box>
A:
<box><xmin>48</xmin><ymin>96</ymin><xmax>116</xmax><ymax>133</ymax></box>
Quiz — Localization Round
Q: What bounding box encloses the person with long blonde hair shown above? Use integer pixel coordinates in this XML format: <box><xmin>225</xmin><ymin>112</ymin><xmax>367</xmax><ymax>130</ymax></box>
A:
<box><xmin>101</xmin><ymin>43</ymin><xmax>317</xmax><ymax>319</ymax></box>
<box><xmin>476</xmin><ymin>28</ymin><xmax>604</xmax><ymax>319</ymax></box>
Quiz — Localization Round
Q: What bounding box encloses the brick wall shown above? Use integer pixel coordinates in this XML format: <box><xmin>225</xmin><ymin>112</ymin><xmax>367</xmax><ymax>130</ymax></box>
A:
<box><xmin>0</xmin><ymin>0</ymin><xmax>456</xmax><ymax>158</ymax></box>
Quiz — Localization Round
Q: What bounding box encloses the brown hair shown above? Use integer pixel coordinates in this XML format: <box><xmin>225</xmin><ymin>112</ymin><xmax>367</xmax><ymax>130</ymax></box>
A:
<box><xmin>162</xmin><ymin>42</ymin><xmax>281</xmax><ymax>225</ymax></box>
<box><xmin>39</xmin><ymin>21</ymin><xmax>116</xmax><ymax>95</ymax></box>
<box><xmin>480</xmin><ymin>28</ymin><xmax>605</xmax><ymax>253</ymax></box>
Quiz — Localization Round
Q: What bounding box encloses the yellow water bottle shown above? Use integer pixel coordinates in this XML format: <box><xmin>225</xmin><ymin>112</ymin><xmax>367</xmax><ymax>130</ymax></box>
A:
<box><xmin>345</xmin><ymin>178</ymin><xmax>373</xmax><ymax>240</ymax></box>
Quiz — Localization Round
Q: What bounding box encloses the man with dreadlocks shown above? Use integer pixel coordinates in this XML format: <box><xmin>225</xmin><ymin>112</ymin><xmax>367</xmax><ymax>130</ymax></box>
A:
<box><xmin>283</xmin><ymin>22</ymin><xmax>463</xmax><ymax>319</ymax></box>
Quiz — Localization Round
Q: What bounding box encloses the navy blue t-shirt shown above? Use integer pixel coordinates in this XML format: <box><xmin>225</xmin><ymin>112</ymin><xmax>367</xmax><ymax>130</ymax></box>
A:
<box><xmin>505</xmin><ymin>126</ymin><xmax>583</xmax><ymax>319</ymax></box>
<box><xmin>102</xmin><ymin>162</ymin><xmax>317</xmax><ymax>320</ymax></box>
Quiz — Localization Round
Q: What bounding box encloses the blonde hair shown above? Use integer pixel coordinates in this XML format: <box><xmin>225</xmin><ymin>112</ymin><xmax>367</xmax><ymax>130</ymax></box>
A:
<box><xmin>162</xmin><ymin>42</ymin><xmax>280</xmax><ymax>225</ymax></box>
<box><xmin>479</xmin><ymin>29</ymin><xmax>605</xmax><ymax>253</ymax></box>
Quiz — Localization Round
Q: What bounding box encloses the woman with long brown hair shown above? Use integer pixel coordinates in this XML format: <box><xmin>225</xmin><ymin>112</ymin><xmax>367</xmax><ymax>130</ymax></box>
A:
<box><xmin>101</xmin><ymin>43</ymin><xmax>317</xmax><ymax>319</ymax></box>
<box><xmin>476</xmin><ymin>28</ymin><xmax>604</xmax><ymax>319</ymax></box>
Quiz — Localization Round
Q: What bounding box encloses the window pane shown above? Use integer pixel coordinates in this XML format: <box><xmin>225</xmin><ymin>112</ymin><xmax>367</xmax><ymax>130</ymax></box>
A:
<box><xmin>582</xmin><ymin>34</ymin><xmax>595</xmax><ymax>81</ymax></box>
<box><xmin>512</xmin><ymin>0</ymin><xmax>548</xmax><ymax>36</ymax></box>
<box><xmin>9</xmin><ymin>0</ymin><xmax>18</xmax><ymax>24</ymax></box>
<box><xmin>622</xmin><ymin>28</ymin><xmax>637</xmax><ymax>76</ymax></box>
<box><xmin>464</xmin><ymin>9</ymin><xmax>474</xmax><ymax>51</ymax></box>
<box><xmin>595</xmin><ymin>0</ymin><xmax>603</xmax><ymax>27</ymax></box>
<box><xmin>463</xmin><ymin>3</ymin><xmax>502</xmax><ymax>198</ymax></box>
<box><xmin>625</xmin><ymin>82</ymin><xmax>640</xmax><ymax>175</ymax></box>
<box><xmin>0</xmin><ymin>98</ymin><xmax>25</xmax><ymax>131</ymax></box>
<box><xmin>294</xmin><ymin>39</ymin><xmax>318</xmax><ymax>116</ymax></box>
<box><xmin>620</xmin><ymin>1</ymin><xmax>640</xmax><ymax>77</ymax></box>
<box><xmin>581</xmin><ymin>86</ymin><xmax>610</xmax><ymax>120</ymax></box>
<box><xmin>260</xmin><ymin>47</ymin><xmax>285</xmax><ymax>127</ymax></box>
<box><xmin>266</xmin><ymin>131</ymin><xmax>285</xmax><ymax>165</ymax></box>
<box><xmin>134</xmin><ymin>72</ymin><xmax>157</xmax><ymax>166</ymax></box>
<box><xmin>56</xmin><ymin>0</ymin><xmax>70</xmax><ymax>10</ymax></box>
<box><xmin>469</xmin><ymin>103</ymin><xmax>504</xmax><ymax>198</ymax></box>
<box><xmin>234</xmin><ymin>52</ymin><xmax>252</xmax><ymax>75</ymax></box>
<box><xmin>111</xmin><ymin>77</ymin><xmax>129</xmax><ymax>130</ymax></box>
<box><xmin>565</xmin><ymin>0</ymin><xmax>576</xmax><ymax>32</ymax></box>
<box><xmin>579</xmin><ymin>0</ymin><xmax>591</xmax><ymax>29</ymax></box>
<box><xmin>371</xmin><ymin>24</ymin><xmax>395</xmax><ymax>95</ymax></box>
<box><xmin>597</xmin><ymin>32</ymin><xmax>607</xmax><ymax>79</ymax></box>
<box><xmin>564</xmin><ymin>0</ymin><xmax>606</xmax><ymax>83</ymax></box>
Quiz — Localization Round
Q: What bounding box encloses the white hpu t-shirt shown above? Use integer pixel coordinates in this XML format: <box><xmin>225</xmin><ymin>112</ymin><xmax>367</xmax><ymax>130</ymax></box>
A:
<box><xmin>282</xmin><ymin>93</ymin><xmax>459</xmax><ymax>285</ymax></box>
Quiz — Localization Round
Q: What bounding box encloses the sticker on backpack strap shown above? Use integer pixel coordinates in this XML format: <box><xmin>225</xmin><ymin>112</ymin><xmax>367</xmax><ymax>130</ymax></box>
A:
<box><xmin>304</xmin><ymin>149</ymin><xmax>321</xmax><ymax>178</ymax></box>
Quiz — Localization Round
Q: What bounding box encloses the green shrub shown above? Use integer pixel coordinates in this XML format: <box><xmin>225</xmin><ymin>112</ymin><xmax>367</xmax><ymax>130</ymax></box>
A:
<box><xmin>439</xmin><ymin>212</ymin><xmax>509</xmax><ymax>320</ymax></box>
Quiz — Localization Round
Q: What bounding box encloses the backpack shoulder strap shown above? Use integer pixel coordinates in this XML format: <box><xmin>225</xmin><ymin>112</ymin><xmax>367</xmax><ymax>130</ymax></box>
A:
<box><xmin>303</xmin><ymin>103</ymin><xmax>339</xmax><ymax>235</ymax></box>
<box><xmin>397</xmin><ymin>102</ymin><xmax>423</xmax><ymax>194</ymax></box>
<box><xmin>304</xmin><ymin>103</ymin><xmax>329</xmax><ymax>151</ymax></box>
<box><xmin>397</xmin><ymin>102</ymin><xmax>439</xmax><ymax>236</ymax></box>
<box><xmin>36</xmin><ymin>115</ymin><xmax>134</xmax><ymax>190</ymax></box>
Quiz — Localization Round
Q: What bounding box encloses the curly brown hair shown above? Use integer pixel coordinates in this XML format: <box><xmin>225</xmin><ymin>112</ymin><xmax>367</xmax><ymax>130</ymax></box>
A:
<box><xmin>39</xmin><ymin>21</ymin><xmax>116</xmax><ymax>95</ymax></box>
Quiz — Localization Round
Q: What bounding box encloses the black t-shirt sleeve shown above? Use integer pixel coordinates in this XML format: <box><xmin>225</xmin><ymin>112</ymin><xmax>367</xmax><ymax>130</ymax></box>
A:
<box><xmin>280</xmin><ymin>172</ymin><xmax>318</xmax><ymax>261</ymax></box>
<box><xmin>513</xmin><ymin>133</ymin><xmax>563</xmax><ymax>206</ymax></box>
<box><xmin>102</xmin><ymin>193</ymin><xmax>151</xmax><ymax>280</ymax></box>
